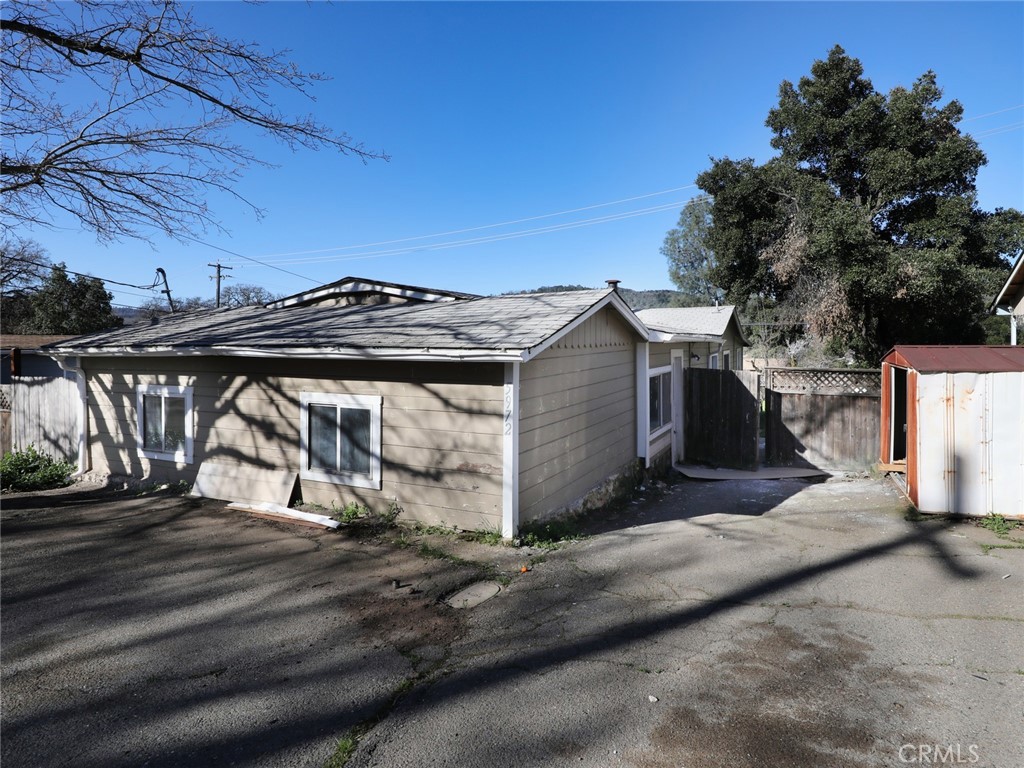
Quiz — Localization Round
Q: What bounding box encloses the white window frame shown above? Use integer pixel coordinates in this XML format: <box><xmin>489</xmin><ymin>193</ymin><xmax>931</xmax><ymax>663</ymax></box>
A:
<box><xmin>300</xmin><ymin>392</ymin><xmax>382</xmax><ymax>489</ymax></box>
<box><xmin>648</xmin><ymin>366</ymin><xmax>673</xmax><ymax>438</ymax></box>
<box><xmin>136</xmin><ymin>384</ymin><xmax>194</xmax><ymax>464</ymax></box>
<box><xmin>709</xmin><ymin>352</ymin><xmax>719</xmax><ymax>370</ymax></box>
<box><xmin>723</xmin><ymin>349</ymin><xmax>731</xmax><ymax>371</ymax></box>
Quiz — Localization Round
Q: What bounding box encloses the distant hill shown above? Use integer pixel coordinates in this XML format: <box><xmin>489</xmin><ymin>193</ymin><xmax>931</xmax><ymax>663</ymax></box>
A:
<box><xmin>505</xmin><ymin>284</ymin><xmax>712</xmax><ymax>311</ymax></box>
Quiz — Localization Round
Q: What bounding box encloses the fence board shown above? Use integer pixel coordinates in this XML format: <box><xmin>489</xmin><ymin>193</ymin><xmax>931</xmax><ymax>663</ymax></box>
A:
<box><xmin>10</xmin><ymin>377</ymin><xmax>78</xmax><ymax>462</ymax></box>
<box><xmin>684</xmin><ymin>368</ymin><xmax>760</xmax><ymax>470</ymax></box>
<box><xmin>765</xmin><ymin>368</ymin><xmax>880</xmax><ymax>471</ymax></box>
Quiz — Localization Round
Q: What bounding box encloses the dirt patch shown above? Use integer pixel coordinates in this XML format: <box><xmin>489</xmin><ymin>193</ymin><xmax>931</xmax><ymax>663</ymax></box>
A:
<box><xmin>636</xmin><ymin>621</ymin><xmax>938</xmax><ymax>768</ymax></box>
<box><xmin>349</xmin><ymin>591</ymin><xmax>464</xmax><ymax>655</ymax></box>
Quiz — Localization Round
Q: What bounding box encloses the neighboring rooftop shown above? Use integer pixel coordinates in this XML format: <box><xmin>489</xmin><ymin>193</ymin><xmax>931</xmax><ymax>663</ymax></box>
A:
<box><xmin>269</xmin><ymin>275</ymin><xmax>479</xmax><ymax>309</ymax></box>
<box><xmin>636</xmin><ymin>305</ymin><xmax>748</xmax><ymax>344</ymax></box>
<box><xmin>992</xmin><ymin>252</ymin><xmax>1024</xmax><ymax>312</ymax></box>
<box><xmin>886</xmin><ymin>345</ymin><xmax>1024</xmax><ymax>373</ymax></box>
<box><xmin>1</xmin><ymin>334</ymin><xmax>79</xmax><ymax>350</ymax></box>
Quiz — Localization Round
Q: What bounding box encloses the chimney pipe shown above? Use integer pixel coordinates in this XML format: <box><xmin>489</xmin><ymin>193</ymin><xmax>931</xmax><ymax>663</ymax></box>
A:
<box><xmin>605</xmin><ymin>279</ymin><xmax>620</xmax><ymax>292</ymax></box>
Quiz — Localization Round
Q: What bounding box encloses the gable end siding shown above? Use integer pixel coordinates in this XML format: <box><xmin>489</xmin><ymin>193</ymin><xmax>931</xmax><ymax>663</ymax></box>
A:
<box><xmin>517</xmin><ymin>307</ymin><xmax>637</xmax><ymax>522</ymax></box>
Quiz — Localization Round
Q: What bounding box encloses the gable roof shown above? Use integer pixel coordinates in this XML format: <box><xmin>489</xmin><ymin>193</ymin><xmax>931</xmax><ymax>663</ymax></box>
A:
<box><xmin>636</xmin><ymin>305</ymin><xmax>749</xmax><ymax>345</ymax></box>
<box><xmin>991</xmin><ymin>252</ymin><xmax>1024</xmax><ymax>312</ymax></box>
<box><xmin>883</xmin><ymin>345</ymin><xmax>1024</xmax><ymax>373</ymax></box>
<box><xmin>46</xmin><ymin>288</ymin><xmax>647</xmax><ymax>363</ymax></box>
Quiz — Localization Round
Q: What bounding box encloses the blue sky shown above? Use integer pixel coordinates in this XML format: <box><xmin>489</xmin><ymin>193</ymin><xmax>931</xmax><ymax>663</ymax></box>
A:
<box><xmin>17</xmin><ymin>1</ymin><xmax>1024</xmax><ymax>310</ymax></box>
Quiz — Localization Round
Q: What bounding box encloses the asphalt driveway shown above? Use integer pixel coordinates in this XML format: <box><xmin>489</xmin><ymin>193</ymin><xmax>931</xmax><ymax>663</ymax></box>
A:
<box><xmin>2</xmin><ymin>476</ymin><xmax>1022</xmax><ymax>768</ymax></box>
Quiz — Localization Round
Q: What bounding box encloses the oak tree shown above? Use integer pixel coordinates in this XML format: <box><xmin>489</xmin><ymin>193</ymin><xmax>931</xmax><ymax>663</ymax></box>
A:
<box><xmin>695</xmin><ymin>46</ymin><xmax>1024</xmax><ymax>362</ymax></box>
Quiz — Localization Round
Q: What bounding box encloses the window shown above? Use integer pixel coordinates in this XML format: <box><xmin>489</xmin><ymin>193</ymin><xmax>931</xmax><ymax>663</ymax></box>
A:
<box><xmin>300</xmin><ymin>393</ymin><xmax>382</xmax><ymax>489</ymax></box>
<box><xmin>709</xmin><ymin>352</ymin><xmax>719</xmax><ymax>370</ymax></box>
<box><xmin>649</xmin><ymin>370</ymin><xmax>672</xmax><ymax>434</ymax></box>
<box><xmin>136</xmin><ymin>385</ymin><xmax>193</xmax><ymax>463</ymax></box>
<box><xmin>723</xmin><ymin>350</ymin><xmax>731</xmax><ymax>371</ymax></box>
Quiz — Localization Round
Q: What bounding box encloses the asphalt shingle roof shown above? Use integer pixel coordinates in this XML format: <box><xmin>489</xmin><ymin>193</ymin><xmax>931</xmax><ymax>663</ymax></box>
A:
<box><xmin>48</xmin><ymin>290</ymin><xmax>616</xmax><ymax>356</ymax></box>
<box><xmin>636</xmin><ymin>306</ymin><xmax>740</xmax><ymax>337</ymax></box>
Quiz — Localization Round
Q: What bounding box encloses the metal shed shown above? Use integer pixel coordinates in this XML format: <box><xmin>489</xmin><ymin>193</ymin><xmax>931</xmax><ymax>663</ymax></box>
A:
<box><xmin>880</xmin><ymin>346</ymin><xmax>1024</xmax><ymax>518</ymax></box>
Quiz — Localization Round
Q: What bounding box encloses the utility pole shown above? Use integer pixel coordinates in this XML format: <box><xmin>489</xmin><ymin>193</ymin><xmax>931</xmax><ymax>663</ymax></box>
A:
<box><xmin>208</xmin><ymin>262</ymin><xmax>233</xmax><ymax>308</ymax></box>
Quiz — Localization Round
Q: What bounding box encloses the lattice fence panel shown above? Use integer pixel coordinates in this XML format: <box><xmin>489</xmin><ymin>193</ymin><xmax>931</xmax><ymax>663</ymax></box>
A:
<box><xmin>0</xmin><ymin>385</ymin><xmax>12</xmax><ymax>411</ymax></box>
<box><xmin>766</xmin><ymin>368</ymin><xmax>881</xmax><ymax>396</ymax></box>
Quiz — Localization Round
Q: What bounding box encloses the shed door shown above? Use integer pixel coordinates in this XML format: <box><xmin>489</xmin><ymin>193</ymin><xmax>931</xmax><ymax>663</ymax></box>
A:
<box><xmin>890</xmin><ymin>366</ymin><xmax>908</xmax><ymax>463</ymax></box>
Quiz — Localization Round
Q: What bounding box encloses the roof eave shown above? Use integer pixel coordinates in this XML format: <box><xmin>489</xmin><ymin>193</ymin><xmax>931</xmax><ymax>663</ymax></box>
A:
<box><xmin>45</xmin><ymin>345</ymin><xmax>525</xmax><ymax>363</ymax></box>
<box><xmin>991</xmin><ymin>252</ymin><xmax>1024</xmax><ymax>312</ymax></box>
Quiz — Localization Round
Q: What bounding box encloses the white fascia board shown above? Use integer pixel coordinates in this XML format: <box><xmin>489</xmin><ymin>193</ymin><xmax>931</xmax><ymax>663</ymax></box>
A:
<box><xmin>520</xmin><ymin>292</ymin><xmax>651</xmax><ymax>362</ymax></box>
<box><xmin>651</xmin><ymin>332</ymin><xmax>726</xmax><ymax>344</ymax></box>
<box><xmin>50</xmin><ymin>346</ymin><xmax>526</xmax><ymax>363</ymax></box>
<box><xmin>992</xmin><ymin>252</ymin><xmax>1024</xmax><ymax>311</ymax></box>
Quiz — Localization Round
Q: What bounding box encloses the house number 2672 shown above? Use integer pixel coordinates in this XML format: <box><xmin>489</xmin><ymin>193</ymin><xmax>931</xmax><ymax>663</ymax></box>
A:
<box><xmin>503</xmin><ymin>384</ymin><xmax>514</xmax><ymax>435</ymax></box>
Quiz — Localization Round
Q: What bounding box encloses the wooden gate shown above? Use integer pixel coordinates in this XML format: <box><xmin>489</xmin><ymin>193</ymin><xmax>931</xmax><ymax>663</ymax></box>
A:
<box><xmin>684</xmin><ymin>368</ymin><xmax>760</xmax><ymax>470</ymax></box>
<box><xmin>764</xmin><ymin>368</ymin><xmax>880</xmax><ymax>470</ymax></box>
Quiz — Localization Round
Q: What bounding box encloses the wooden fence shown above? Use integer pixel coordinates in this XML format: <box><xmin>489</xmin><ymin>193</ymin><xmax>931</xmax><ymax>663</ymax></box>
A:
<box><xmin>764</xmin><ymin>368</ymin><xmax>880</xmax><ymax>471</ymax></box>
<box><xmin>685</xmin><ymin>368</ymin><xmax>760</xmax><ymax>471</ymax></box>
<box><xmin>6</xmin><ymin>376</ymin><xmax>79</xmax><ymax>462</ymax></box>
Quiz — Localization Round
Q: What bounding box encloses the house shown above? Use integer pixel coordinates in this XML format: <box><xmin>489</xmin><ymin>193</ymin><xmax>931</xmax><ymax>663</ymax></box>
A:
<box><xmin>1</xmin><ymin>334</ymin><xmax>78</xmax><ymax>384</ymax></box>
<box><xmin>880</xmin><ymin>345</ymin><xmax>1024</xmax><ymax>518</ymax></box>
<box><xmin>45</xmin><ymin>278</ymin><xmax>652</xmax><ymax>536</ymax></box>
<box><xmin>991</xmin><ymin>251</ymin><xmax>1024</xmax><ymax>345</ymax></box>
<box><xmin>635</xmin><ymin>306</ymin><xmax>749</xmax><ymax>467</ymax></box>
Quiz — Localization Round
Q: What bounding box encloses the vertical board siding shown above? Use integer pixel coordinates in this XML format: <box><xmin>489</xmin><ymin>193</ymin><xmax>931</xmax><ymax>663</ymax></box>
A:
<box><xmin>684</xmin><ymin>368</ymin><xmax>760</xmax><ymax>470</ymax></box>
<box><xmin>765</xmin><ymin>392</ymin><xmax>879</xmax><ymax>470</ymax></box>
<box><xmin>10</xmin><ymin>376</ymin><xmax>78</xmax><ymax>462</ymax></box>
<box><xmin>518</xmin><ymin>307</ymin><xmax>637</xmax><ymax>522</ymax></box>
<box><xmin>85</xmin><ymin>356</ymin><xmax>504</xmax><ymax>530</ymax></box>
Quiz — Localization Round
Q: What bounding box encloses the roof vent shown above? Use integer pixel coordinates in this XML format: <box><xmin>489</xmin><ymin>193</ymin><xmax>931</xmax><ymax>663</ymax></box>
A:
<box><xmin>605</xmin><ymin>279</ymin><xmax>621</xmax><ymax>292</ymax></box>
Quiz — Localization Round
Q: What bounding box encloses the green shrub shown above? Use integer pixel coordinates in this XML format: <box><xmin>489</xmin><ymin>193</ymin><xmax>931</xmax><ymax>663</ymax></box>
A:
<box><xmin>0</xmin><ymin>445</ymin><xmax>75</xmax><ymax>492</ymax></box>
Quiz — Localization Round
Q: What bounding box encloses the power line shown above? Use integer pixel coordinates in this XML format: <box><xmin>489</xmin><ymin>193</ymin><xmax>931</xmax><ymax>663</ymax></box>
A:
<box><xmin>3</xmin><ymin>256</ymin><xmax>162</xmax><ymax>291</ymax></box>
<box><xmin>248</xmin><ymin>198</ymin><xmax>705</xmax><ymax>267</ymax></box>
<box><xmin>238</xmin><ymin>184</ymin><xmax>701</xmax><ymax>262</ymax></box>
<box><xmin>181</xmin><ymin>235</ymin><xmax>319</xmax><ymax>284</ymax></box>
<box><xmin>964</xmin><ymin>104</ymin><xmax>1024</xmax><ymax>121</ymax></box>
<box><xmin>971</xmin><ymin>121</ymin><xmax>1024</xmax><ymax>138</ymax></box>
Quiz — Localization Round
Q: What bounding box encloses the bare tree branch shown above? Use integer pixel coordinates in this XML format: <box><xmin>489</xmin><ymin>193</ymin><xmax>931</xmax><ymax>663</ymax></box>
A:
<box><xmin>1</xmin><ymin>0</ymin><xmax>387</xmax><ymax>242</ymax></box>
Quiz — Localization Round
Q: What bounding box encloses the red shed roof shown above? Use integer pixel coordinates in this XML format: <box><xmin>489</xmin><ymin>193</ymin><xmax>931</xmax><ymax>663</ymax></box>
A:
<box><xmin>883</xmin><ymin>345</ymin><xmax>1024</xmax><ymax>373</ymax></box>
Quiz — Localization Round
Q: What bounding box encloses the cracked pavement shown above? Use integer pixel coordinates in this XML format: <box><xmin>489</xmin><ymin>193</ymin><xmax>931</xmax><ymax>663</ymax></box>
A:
<box><xmin>2</xmin><ymin>476</ymin><xmax>1022</xmax><ymax>768</ymax></box>
<box><xmin>353</xmin><ymin>476</ymin><xmax>1024</xmax><ymax>768</ymax></box>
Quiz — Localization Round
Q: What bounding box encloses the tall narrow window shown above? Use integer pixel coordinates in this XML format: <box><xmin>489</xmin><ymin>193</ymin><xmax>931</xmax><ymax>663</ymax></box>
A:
<box><xmin>136</xmin><ymin>385</ymin><xmax>193</xmax><ymax>463</ymax></box>
<box><xmin>300</xmin><ymin>393</ymin><xmax>381</xmax><ymax>489</ymax></box>
<box><xmin>649</xmin><ymin>370</ymin><xmax>672</xmax><ymax>434</ymax></box>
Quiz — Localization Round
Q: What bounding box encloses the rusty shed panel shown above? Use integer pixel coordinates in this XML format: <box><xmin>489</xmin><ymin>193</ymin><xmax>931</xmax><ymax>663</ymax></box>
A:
<box><xmin>914</xmin><ymin>371</ymin><xmax>1024</xmax><ymax>517</ymax></box>
<box><xmin>883</xmin><ymin>346</ymin><xmax>1024</xmax><ymax>374</ymax></box>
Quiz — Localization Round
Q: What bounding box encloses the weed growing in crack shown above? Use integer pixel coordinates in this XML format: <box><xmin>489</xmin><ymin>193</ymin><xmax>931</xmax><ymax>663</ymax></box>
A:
<box><xmin>324</xmin><ymin>734</ymin><xmax>357</xmax><ymax>768</ymax></box>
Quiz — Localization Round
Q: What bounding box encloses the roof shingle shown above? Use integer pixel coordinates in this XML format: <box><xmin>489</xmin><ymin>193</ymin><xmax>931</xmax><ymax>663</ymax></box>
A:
<box><xmin>48</xmin><ymin>290</ymin><xmax>618</xmax><ymax>357</ymax></box>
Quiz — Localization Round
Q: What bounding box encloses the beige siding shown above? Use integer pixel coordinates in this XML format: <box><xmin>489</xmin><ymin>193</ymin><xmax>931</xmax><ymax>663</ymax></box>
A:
<box><xmin>85</xmin><ymin>356</ymin><xmax>504</xmax><ymax>531</ymax></box>
<box><xmin>518</xmin><ymin>307</ymin><xmax>637</xmax><ymax>522</ymax></box>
